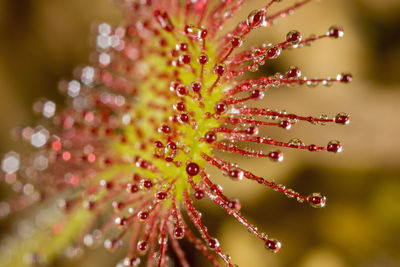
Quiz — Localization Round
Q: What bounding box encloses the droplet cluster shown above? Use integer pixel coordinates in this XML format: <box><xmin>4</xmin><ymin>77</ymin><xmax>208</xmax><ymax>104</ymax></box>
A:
<box><xmin>0</xmin><ymin>1</ymin><xmax>351</xmax><ymax>266</ymax></box>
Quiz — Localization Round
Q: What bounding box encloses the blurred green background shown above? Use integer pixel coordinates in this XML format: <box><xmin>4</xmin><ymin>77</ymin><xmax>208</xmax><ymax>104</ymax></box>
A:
<box><xmin>0</xmin><ymin>0</ymin><xmax>400</xmax><ymax>266</ymax></box>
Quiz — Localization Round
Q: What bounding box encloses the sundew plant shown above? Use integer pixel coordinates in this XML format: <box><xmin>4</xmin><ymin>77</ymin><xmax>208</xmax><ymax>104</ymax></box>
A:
<box><xmin>0</xmin><ymin>0</ymin><xmax>351</xmax><ymax>266</ymax></box>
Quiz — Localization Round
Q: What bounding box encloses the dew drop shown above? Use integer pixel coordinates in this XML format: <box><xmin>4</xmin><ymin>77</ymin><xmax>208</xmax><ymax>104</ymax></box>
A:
<box><xmin>327</xmin><ymin>140</ymin><xmax>342</xmax><ymax>153</ymax></box>
<box><xmin>228</xmin><ymin>169</ymin><xmax>244</xmax><ymax>181</ymax></box>
<box><xmin>268</xmin><ymin>151</ymin><xmax>284</xmax><ymax>162</ymax></box>
<box><xmin>286</xmin><ymin>66</ymin><xmax>301</xmax><ymax>78</ymax></box>
<box><xmin>114</xmin><ymin>217</ymin><xmax>127</xmax><ymax>226</ymax></box>
<box><xmin>197</xmin><ymin>54</ymin><xmax>209</xmax><ymax>65</ymax></box>
<box><xmin>335</xmin><ymin>113</ymin><xmax>350</xmax><ymax>125</ymax></box>
<box><xmin>137</xmin><ymin>240</ymin><xmax>148</xmax><ymax>253</ymax></box>
<box><xmin>180</xmin><ymin>54</ymin><xmax>191</xmax><ymax>64</ymax></box>
<box><xmin>265</xmin><ymin>239</ymin><xmax>281</xmax><ymax>253</ymax></box>
<box><xmin>173</xmin><ymin>227</ymin><xmax>185</xmax><ymax>239</ymax></box>
<box><xmin>204</xmin><ymin>131</ymin><xmax>217</xmax><ymax>143</ymax></box>
<box><xmin>337</xmin><ymin>73</ymin><xmax>352</xmax><ymax>83</ymax></box>
<box><xmin>308</xmin><ymin>144</ymin><xmax>318</xmax><ymax>152</ymax></box>
<box><xmin>214</xmin><ymin>102</ymin><xmax>228</xmax><ymax>114</ymax></box>
<box><xmin>194</xmin><ymin>190</ymin><xmax>205</xmax><ymax>199</ymax></box>
<box><xmin>176</xmin><ymin>85</ymin><xmax>188</xmax><ymax>97</ymax></box>
<box><xmin>286</xmin><ymin>30</ymin><xmax>302</xmax><ymax>45</ymax></box>
<box><xmin>328</xmin><ymin>25</ymin><xmax>344</xmax><ymax>38</ymax></box>
<box><xmin>155</xmin><ymin>191</ymin><xmax>167</xmax><ymax>201</ymax></box>
<box><xmin>186</xmin><ymin>162</ymin><xmax>200</xmax><ymax>176</ymax></box>
<box><xmin>227</xmin><ymin>199</ymin><xmax>241</xmax><ymax>211</ymax></box>
<box><xmin>137</xmin><ymin>211</ymin><xmax>149</xmax><ymax>221</ymax></box>
<box><xmin>246</xmin><ymin>10</ymin><xmax>265</xmax><ymax>29</ymax></box>
<box><xmin>184</xmin><ymin>25</ymin><xmax>207</xmax><ymax>39</ymax></box>
<box><xmin>231</xmin><ymin>35</ymin><xmax>243</xmax><ymax>48</ymax></box>
<box><xmin>214</xmin><ymin>63</ymin><xmax>226</xmax><ymax>76</ymax></box>
<box><xmin>190</xmin><ymin>81</ymin><xmax>202</xmax><ymax>93</ymax></box>
<box><xmin>245</xmin><ymin>126</ymin><xmax>259</xmax><ymax>135</ymax></box>
<box><xmin>251</xmin><ymin>89</ymin><xmax>264</xmax><ymax>100</ymax></box>
<box><xmin>308</xmin><ymin>192</ymin><xmax>327</xmax><ymax>208</ymax></box>
<box><xmin>208</xmin><ymin>238</ymin><xmax>220</xmax><ymax>250</ymax></box>
<box><xmin>279</xmin><ymin>120</ymin><xmax>291</xmax><ymax>130</ymax></box>
<box><xmin>266</xmin><ymin>46</ymin><xmax>281</xmax><ymax>59</ymax></box>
